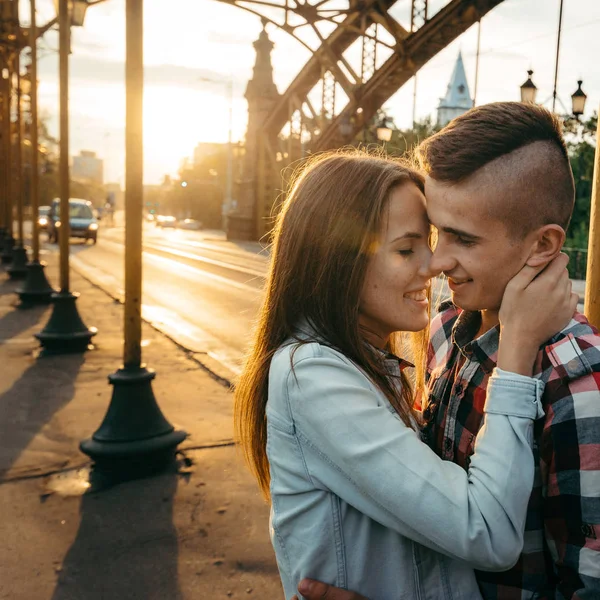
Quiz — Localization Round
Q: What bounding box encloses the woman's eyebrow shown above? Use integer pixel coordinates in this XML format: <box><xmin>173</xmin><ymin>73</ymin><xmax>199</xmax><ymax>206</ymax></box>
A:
<box><xmin>389</xmin><ymin>232</ymin><xmax>423</xmax><ymax>243</ymax></box>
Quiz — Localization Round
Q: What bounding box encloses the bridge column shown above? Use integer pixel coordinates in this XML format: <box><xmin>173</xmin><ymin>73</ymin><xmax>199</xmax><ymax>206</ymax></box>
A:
<box><xmin>227</xmin><ymin>20</ymin><xmax>280</xmax><ymax>241</ymax></box>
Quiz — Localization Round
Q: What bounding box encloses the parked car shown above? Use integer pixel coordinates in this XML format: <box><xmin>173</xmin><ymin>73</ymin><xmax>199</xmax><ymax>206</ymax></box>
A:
<box><xmin>38</xmin><ymin>205</ymin><xmax>51</xmax><ymax>231</ymax></box>
<box><xmin>155</xmin><ymin>215</ymin><xmax>177</xmax><ymax>228</ymax></box>
<box><xmin>178</xmin><ymin>218</ymin><xmax>202</xmax><ymax>231</ymax></box>
<box><xmin>48</xmin><ymin>198</ymin><xmax>99</xmax><ymax>244</ymax></box>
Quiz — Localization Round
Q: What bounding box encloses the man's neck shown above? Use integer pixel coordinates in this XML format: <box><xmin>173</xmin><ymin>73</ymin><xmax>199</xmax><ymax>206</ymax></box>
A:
<box><xmin>476</xmin><ymin>309</ymin><xmax>500</xmax><ymax>339</ymax></box>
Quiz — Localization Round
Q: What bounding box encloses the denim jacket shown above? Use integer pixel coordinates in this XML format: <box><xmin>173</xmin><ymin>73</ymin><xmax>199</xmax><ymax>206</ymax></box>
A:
<box><xmin>266</xmin><ymin>339</ymin><xmax>545</xmax><ymax>600</ymax></box>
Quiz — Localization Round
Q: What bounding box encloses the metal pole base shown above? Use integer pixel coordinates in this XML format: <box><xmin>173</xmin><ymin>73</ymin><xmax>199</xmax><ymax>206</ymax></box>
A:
<box><xmin>35</xmin><ymin>291</ymin><xmax>97</xmax><ymax>353</ymax></box>
<box><xmin>7</xmin><ymin>246</ymin><xmax>29</xmax><ymax>279</ymax></box>
<box><xmin>17</xmin><ymin>261</ymin><xmax>55</xmax><ymax>305</ymax></box>
<box><xmin>1</xmin><ymin>235</ymin><xmax>15</xmax><ymax>264</ymax></box>
<box><xmin>80</xmin><ymin>366</ymin><xmax>187</xmax><ymax>477</ymax></box>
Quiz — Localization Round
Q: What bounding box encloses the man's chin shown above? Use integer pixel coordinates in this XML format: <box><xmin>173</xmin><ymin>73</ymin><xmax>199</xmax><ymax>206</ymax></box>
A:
<box><xmin>451</xmin><ymin>291</ymin><xmax>502</xmax><ymax>314</ymax></box>
<box><xmin>450</xmin><ymin>290</ymin><xmax>480</xmax><ymax>312</ymax></box>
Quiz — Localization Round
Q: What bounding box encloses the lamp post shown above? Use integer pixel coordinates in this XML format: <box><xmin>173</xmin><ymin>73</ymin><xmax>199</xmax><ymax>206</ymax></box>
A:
<box><xmin>519</xmin><ymin>70</ymin><xmax>587</xmax><ymax>118</ymax></box>
<box><xmin>8</xmin><ymin>48</ymin><xmax>31</xmax><ymax>280</ymax></box>
<box><xmin>1</xmin><ymin>59</ymin><xmax>15</xmax><ymax>265</ymax></box>
<box><xmin>520</xmin><ymin>70</ymin><xmax>537</xmax><ymax>104</ymax></box>
<box><xmin>0</xmin><ymin>67</ymin><xmax>10</xmax><ymax>260</ymax></box>
<box><xmin>0</xmin><ymin>67</ymin><xmax>5</xmax><ymax>249</ymax></box>
<box><xmin>376</xmin><ymin>117</ymin><xmax>393</xmax><ymax>143</ymax></box>
<box><xmin>0</xmin><ymin>0</ymin><xmax>16</xmax><ymax>264</ymax></box>
<box><xmin>80</xmin><ymin>0</ymin><xmax>186</xmax><ymax>475</ymax></box>
<box><xmin>35</xmin><ymin>0</ymin><xmax>96</xmax><ymax>352</ymax></box>
<box><xmin>571</xmin><ymin>81</ymin><xmax>587</xmax><ymax>120</ymax></box>
<box><xmin>17</xmin><ymin>0</ymin><xmax>55</xmax><ymax>304</ymax></box>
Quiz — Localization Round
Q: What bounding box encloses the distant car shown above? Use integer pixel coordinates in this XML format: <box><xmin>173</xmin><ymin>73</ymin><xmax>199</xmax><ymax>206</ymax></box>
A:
<box><xmin>156</xmin><ymin>215</ymin><xmax>177</xmax><ymax>228</ymax></box>
<box><xmin>38</xmin><ymin>205</ymin><xmax>51</xmax><ymax>231</ymax></box>
<box><xmin>178</xmin><ymin>218</ymin><xmax>202</xmax><ymax>231</ymax></box>
<box><xmin>48</xmin><ymin>198</ymin><xmax>99</xmax><ymax>244</ymax></box>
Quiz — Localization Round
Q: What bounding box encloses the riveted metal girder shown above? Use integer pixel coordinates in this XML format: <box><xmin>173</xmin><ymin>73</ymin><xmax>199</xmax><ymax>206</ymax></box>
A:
<box><xmin>411</xmin><ymin>0</ymin><xmax>428</xmax><ymax>32</ymax></box>
<box><xmin>259</xmin><ymin>0</ymin><xmax>404</xmax><ymax>144</ymax></box>
<box><xmin>314</xmin><ymin>0</ymin><xmax>505</xmax><ymax>150</ymax></box>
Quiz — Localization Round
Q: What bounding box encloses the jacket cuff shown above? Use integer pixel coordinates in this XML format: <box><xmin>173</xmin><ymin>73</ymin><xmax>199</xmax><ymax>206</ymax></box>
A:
<box><xmin>484</xmin><ymin>367</ymin><xmax>545</xmax><ymax>419</ymax></box>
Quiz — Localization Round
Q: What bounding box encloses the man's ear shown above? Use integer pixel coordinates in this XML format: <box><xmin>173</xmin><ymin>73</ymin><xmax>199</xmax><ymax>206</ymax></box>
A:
<box><xmin>525</xmin><ymin>224</ymin><xmax>566</xmax><ymax>267</ymax></box>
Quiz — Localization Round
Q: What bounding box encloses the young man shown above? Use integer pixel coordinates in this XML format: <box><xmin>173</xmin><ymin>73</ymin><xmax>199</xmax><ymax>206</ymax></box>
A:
<box><xmin>292</xmin><ymin>103</ymin><xmax>600</xmax><ymax>600</ymax></box>
<box><xmin>418</xmin><ymin>102</ymin><xmax>599</xmax><ymax>599</ymax></box>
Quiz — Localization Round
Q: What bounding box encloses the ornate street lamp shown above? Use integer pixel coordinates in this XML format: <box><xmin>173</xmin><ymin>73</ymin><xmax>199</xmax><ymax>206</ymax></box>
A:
<box><xmin>520</xmin><ymin>70</ymin><xmax>538</xmax><ymax>104</ymax></box>
<box><xmin>52</xmin><ymin>0</ymin><xmax>91</xmax><ymax>27</ymax></box>
<box><xmin>376</xmin><ymin>118</ymin><xmax>393</xmax><ymax>142</ymax></box>
<box><xmin>520</xmin><ymin>70</ymin><xmax>588</xmax><ymax>120</ymax></box>
<box><xmin>571</xmin><ymin>80</ymin><xmax>587</xmax><ymax>119</ymax></box>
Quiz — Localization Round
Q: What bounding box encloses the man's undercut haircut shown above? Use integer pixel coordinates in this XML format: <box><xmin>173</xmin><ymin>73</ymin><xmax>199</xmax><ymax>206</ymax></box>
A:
<box><xmin>417</xmin><ymin>102</ymin><xmax>575</xmax><ymax>237</ymax></box>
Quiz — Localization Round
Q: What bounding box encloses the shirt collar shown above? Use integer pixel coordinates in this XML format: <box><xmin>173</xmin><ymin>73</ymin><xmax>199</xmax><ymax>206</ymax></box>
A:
<box><xmin>451</xmin><ymin>310</ymin><xmax>500</xmax><ymax>374</ymax></box>
<box><xmin>372</xmin><ymin>346</ymin><xmax>415</xmax><ymax>374</ymax></box>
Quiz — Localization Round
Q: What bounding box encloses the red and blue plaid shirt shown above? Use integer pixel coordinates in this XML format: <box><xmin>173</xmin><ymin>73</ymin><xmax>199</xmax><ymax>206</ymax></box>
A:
<box><xmin>419</xmin><ymin>301</ymin><xmax>600</xmax><ymax>599</ymax></box>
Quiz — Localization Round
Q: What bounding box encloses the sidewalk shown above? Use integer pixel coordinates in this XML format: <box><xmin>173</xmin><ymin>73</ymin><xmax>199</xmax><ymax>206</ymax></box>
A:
<box><xmin>0</xmin><ymin>256</ymin><xmax>282</xmax><ymax>600</ymax></box>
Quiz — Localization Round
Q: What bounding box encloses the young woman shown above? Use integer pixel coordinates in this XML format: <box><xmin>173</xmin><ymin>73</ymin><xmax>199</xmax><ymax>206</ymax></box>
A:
<box><xmin>234</xmin><ymin>151</ymin><xmax>576</xmax><ymax>600</ymax></box>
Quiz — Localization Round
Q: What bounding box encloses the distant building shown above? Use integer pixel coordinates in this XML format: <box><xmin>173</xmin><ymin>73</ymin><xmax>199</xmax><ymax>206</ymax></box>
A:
<box><xmin>437</xmin><ymin>51</ymin><xmax>474</xmax><ymax>127</ymax></box>
<box><xmin>72</xmin><ymin>150</ymin><xmax>104</xmax><ymax>185</ymax></box>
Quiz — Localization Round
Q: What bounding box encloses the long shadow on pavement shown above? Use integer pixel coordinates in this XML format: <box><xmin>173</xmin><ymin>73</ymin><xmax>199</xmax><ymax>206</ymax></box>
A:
<box><xmin>0</xmin><ymin>273</ymin><xmax>52</xmax><ymax>343</ymax></box>
<box><xmin>0</xmin><ymin>354</ymin><xmax>84</xmax><ymax>479</ymax></box>
<box><xmin>51</xmin><ymin>470</ymin><xmax>183</xmax><ymax>600</ymax></box>
<box><xmin>0</xmin><ymin>303</ymin><xmax>50</xmax><ymax>344</ymax></box>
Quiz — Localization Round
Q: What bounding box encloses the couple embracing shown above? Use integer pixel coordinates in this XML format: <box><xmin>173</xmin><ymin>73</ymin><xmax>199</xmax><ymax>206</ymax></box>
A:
<box><xmin>235</xmin><ymin>102</ymin><xmax>600</xmax><ymax>600</ymax></box>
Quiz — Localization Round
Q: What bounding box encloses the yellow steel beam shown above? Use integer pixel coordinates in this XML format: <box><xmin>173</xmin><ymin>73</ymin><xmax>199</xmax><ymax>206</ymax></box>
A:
<box><xmin>123</xmin><ymin>0</ymin><xmax>144</xmax><ymax>368</ymax></box>
<box><xmin>584</xmin><ymin>106</ymin><xmax>600</xmax><ymax>329</ymax></box>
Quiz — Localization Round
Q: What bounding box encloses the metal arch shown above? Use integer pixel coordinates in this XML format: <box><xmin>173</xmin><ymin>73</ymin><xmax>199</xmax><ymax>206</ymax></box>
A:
<box><xmin>260</xmin><ymin>0</ymin><xmax>403</xmax><ymax>143</ymax></box>
<box><xmin>214</xmin><ymin>0</ymin><xmax>395</xmax><ymax>52</ymax></box>
<box><xmin>250</xmin><ymin>0</ymin><xmax>507</xmax><ymax>238</ymax></box>
<box><xmin>259</xmin><ymin>0</ymin><xmax>504</xmax><ymax>149</ymax></box>
<box><xmin>314</xmin><ymin>0</ymin><xmax>505</xmax><ymax>150</ymax></box>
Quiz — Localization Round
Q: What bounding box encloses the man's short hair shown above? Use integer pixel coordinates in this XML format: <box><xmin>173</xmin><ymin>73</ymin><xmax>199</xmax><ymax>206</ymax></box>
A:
<box><xmin>416</xmin><ymin>102</ymin><xmax>575</xmax><ymax>237</ymax></box>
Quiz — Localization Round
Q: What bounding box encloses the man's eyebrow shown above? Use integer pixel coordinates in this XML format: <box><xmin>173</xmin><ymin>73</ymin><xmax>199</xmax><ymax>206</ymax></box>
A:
<box><xmin>439</xmin><ymin>226</ymin><xmax>482</xmax><ymax>241</ymax></box>
<box><xmin>389</xmin><ymin>232</ymin><xmax>423</xmax><ymax>243</ymax></box>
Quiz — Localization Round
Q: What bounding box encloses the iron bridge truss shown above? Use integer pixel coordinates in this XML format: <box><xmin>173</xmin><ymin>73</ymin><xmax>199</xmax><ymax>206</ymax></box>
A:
<box><xmin>218</xmin><ymin>0</ymin><xmax>507</xmax><ymax>236</ymax></box>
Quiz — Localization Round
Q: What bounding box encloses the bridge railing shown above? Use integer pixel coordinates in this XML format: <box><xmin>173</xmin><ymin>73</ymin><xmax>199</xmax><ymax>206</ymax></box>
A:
<box><xmin>563</xmin><ymin>247</ymin><xmax>588</xmax><ymax>280</ymax></box>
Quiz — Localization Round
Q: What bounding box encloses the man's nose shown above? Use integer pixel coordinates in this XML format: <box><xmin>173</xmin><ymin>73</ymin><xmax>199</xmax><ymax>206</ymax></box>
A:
<box><xmin>429</xmin><ymin>244</ymin><xmax>456</xmax><ymax>277</ymax></box>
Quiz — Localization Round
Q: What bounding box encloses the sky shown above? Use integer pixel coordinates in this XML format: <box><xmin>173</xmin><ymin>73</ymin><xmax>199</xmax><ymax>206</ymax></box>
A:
<box><xmin>24</xmin><ymin>0</ymin><xmax>600</xmax><ymax>185</ymax></box>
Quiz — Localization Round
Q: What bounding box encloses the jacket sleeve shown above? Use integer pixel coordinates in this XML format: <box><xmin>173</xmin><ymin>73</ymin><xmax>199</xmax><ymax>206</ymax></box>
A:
<box><xmin>283</xmin><ymin>345</ymin><xmax>544</xmax><ymax>571</ymax></box>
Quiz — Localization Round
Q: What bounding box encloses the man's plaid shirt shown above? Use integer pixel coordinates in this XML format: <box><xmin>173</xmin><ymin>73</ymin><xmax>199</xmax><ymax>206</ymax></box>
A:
<box><xmin>419</xmin><ymin>301</ymin><xmax>600</xmax><ymax>599</ymax></box>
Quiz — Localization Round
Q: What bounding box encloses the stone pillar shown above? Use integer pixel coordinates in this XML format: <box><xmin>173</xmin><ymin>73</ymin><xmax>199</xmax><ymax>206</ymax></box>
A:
<box><xmin>228</xmin><ymin>20</ymin><xmax>280</xmax><ymax>241</ymax></box>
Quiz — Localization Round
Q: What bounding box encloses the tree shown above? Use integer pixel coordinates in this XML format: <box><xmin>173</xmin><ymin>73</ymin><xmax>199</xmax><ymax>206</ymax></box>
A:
<box><xmin>563</xmin><ymin>112</ymin><xmax>597</xmax><ymax>251</ymax></box>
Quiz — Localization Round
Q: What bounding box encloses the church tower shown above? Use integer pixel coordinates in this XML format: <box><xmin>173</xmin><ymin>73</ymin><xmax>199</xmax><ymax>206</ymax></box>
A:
<box><xmin>437</xmin><ymin>51</ymin><xmax>473</xmax><ymax>127</ymax></box>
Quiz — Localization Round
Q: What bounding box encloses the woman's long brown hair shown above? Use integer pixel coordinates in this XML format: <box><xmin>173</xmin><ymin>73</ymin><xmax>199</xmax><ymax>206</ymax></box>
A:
<box><xmin>234</xmin><ymin>150</ymin><xmax>429</xmax><ymax>500</ymax></box>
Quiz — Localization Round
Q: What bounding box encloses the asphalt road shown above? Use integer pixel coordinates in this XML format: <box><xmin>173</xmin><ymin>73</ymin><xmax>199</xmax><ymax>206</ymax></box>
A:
<box><xmin>55</xmin><ymin>221</ymin><xmax>268</xmax><ymax>377</ymax></box>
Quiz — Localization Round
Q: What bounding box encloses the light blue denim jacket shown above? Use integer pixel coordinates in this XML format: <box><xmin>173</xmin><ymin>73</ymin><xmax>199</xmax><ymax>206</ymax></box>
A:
<box><xmin>266</xmin><ymin>339</ymin><xmax>545</xmax><ymax>600</ymax></box>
